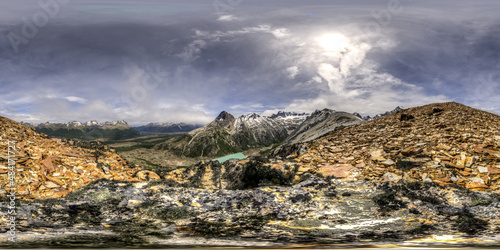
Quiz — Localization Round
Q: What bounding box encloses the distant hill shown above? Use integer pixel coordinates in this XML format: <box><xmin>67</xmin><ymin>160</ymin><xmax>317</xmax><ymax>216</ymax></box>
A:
<box><xmin>134</xmin><ymin>122</ymin><xmax>203</xmax><ymax>133</ymax></box>
<box><xmin>24</xmin><ymin>120</ymin><xmax>140</xmax><ymax>140</ymax></box>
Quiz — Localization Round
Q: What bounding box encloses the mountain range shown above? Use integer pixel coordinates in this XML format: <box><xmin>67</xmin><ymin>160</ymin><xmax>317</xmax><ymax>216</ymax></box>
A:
<box><xmin>1</xmin><ymin>102</ymin><xmax>500</xmax><ymax>247</ymax></box>
<box><xmin>154</xmin><ymin>109</ymin><xmax>366</xmax><ymax>157</ymax></box>
<box><xmin>24</xmin><ymin>120</ymin><xmax>140</xmax><ymax>140</ymax></box>
<box><xmin>155</xmin><ymin>111</ymin><xmax>308</xmax><ymax>157</ymax></box>
<box><xmin>134</xmin><ymin>122</ymin><xmax>203</xmax><ymax>133</ymax></box>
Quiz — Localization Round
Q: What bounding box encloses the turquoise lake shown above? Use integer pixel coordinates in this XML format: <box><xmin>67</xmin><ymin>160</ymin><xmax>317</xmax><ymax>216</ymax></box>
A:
<box><xmin>214</xmin><ymin>153</ymin><xmax>247</xmax><ymax>163</ymax></box>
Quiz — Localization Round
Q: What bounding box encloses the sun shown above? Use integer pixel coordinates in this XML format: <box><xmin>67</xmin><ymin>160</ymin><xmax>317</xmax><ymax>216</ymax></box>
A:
<box><xmin>317</xmin><ymin>33</ymin><xmax>350</xmax><ymax>52</ymax></box>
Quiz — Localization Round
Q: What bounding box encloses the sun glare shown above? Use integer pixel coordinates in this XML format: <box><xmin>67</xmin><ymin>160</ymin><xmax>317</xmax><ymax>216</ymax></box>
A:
<box><xmin>317</xmin><ymin>33</ymin><xmax>350</xmax><ymax>51</ymax></box>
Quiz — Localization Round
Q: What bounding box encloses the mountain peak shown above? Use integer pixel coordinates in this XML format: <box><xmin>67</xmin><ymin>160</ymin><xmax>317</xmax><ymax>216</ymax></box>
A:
<box><xmin>216</xmin><ymin>111</ymin><xmax>234</xmax><ymax>121</ymax></box>
<box><xmin>311</xmin><ymin>108</ymin><xmax>336</xmax><ymax>116</ymax></box>
<box><xmin>244</xmin><ymin>113</ymin><xmax>260</xmax><ymax>119</ymax></box>
<box><xmin>212</xmin><ymin>111</ymin><xmax>235</xmax><ymax>128</ymax></box>
<box><xmin>269</xmin><ymin>111</ymin><xmax>309</xmax><ymax>119</ymax></box>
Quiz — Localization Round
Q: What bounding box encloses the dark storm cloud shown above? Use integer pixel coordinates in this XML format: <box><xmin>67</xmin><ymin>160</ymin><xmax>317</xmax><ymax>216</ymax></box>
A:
<box><xmin>0</xmin><ymin>0</ymin><xmax>499</xmax><ymax>124</ymax></box>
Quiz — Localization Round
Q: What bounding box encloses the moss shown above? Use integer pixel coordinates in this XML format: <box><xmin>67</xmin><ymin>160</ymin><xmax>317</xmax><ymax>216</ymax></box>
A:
<box><xmin>396</xmin><ymin>159</ymin><xmax>421</xmax><ymax>170</ymax></box>
<box><xmin>406</xmin><ymin>181</ymin><xmax>422</xmax><ymax>190</ymax></box>
<box><xmin>191</xmin><ymin>220</ymin><xmax>241</xmax><ymax>237</ymax></box>
<box><xmin>242</xmin><ymin>214</ymin><xmax>273</xmax><ymax>229</ymax></box>
<box><xmin>238</xmin><ymin>197</ymin><xmax>252</xmax><ymax>208</ymax></box>
<box><xmin>372</xmin><ymin>191</ymin><xmax>406</xmax><ymax>213</ymax></box>
<box><xmin>290</xmin><ymin>193</ymin><xmax>312</xmax><ymax>203</ymax></box>
<box><xmin>407</xmin><ymin>223</ymin><xmax>435</xmax><ymax>235</ymax></box>
<box><xmin>191</xmin><ymin>214</ymin><xmax>274</xmax><ymax>238</ymax></box>
<box><xmin>6</xmin><ymin>235</ymin><xmax>147</xmax><ymax>248</ymax></box>
<box><xmin>291</xmin><ymin>219</ymin><xmax>323</xmax><ymax>228</ymax></box>
<box><xmin>147</xmin><ymin>206</ymin><xmax>193</xmax><ymax>221</ymax></box>
<box><xmin>138</xmin><ymin>199</ymin><xmax>159</xmax><ymax>209</ymax></box>
<box><xmin>406</xmin><ymin>192</ymin><xmax>442</xmax><ymax>205</ymax></box>
<box><xmin>455</xmin><ymin>212</ymin><xmax>488</xmax><ymax>235</ymax></box>
<box><xmin>470</xmin><ymin>195</ymin><xmax>493</xmax><ymax>207</ymax></box>
<box><xmin>88</xmin><ymin>189</ymin><xmax>123</xmax><ymax>207</ymax></box>
<box><xmin>110</xmin><ymin>219</ymin><xmax>167</xmax><ymax>242</ymax></box>
<box><xmin>35</xmin><ymin>197</ymin><xmax>66</xmax><ymax>206</ymax></box>
<box><xmin>135</xmin><ymin>157</ymin><xmax>161</xmax><ymax>169</ymax></box>
<box><xmin>67</xmin><ymin>203</ymin><xmax>102</xmax><ymax>225</ymax></box>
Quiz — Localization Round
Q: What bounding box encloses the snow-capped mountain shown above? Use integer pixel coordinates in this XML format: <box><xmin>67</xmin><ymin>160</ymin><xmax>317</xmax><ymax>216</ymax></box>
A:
<box><xmin>269</xmin><ymin>111</ymin><xmax>310</xmax><ymax>133</ymax></box>
<box><xmin>33</xmin><ymin>120</ymin><xmax>129</xmax><ymax>129</ymax></box>
<box><xmin>27</xmin><ymin>120</ymin><xmax>138</xmax><ymax>140</ymax></box>
<box><xmin>155</xmin><ymin>110</ymin><xmax>309</xmax><ymax>157</ymax></box>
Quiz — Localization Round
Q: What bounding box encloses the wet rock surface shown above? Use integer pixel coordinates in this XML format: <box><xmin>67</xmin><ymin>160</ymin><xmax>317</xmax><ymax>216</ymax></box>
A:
<box><xmin>1</xmin><ymin>177</ymin><xmax>499</xmax><ymax>247</ymax></box>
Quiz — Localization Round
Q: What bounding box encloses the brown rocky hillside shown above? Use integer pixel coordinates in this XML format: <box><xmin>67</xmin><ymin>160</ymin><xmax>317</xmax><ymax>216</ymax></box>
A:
<box><xmin>293</xmin><ymin>102</ymin><xmax>500</xmax><ymax>191</ymax></box>
<box><xmin>0</xmin><ymin>116</ymin><xmax>153</xmax><ymax>201</ymax></box>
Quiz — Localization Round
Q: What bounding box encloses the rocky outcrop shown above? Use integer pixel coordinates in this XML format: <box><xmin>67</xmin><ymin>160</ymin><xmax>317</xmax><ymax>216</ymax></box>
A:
<box><xmin>293</xmin><ymin>102</ymin><xmax>500</xmax><ymax>191</ymax></box>
<box><xmin>0</xmin><ymin>116</ymin><xmax>143</xmax><ymax>200</ymax></box>
<box><xmin>270</xmin><ymin>109</ymin><xmax>363</xmax><ymax>158</ymax></box>
<box><xmin>164</xmin><ymin>157</ymin><xmax>298</xmax><ymax>190</ymax></box>
<box><xmin>282</xmin><ymin>109</ymin><xmax>363</xmax><ymax>146</ymax></box>
<box><xmin>1</xmin><ymin>176</ymin><xmax>499</xmax><ymax>247</ymax></box>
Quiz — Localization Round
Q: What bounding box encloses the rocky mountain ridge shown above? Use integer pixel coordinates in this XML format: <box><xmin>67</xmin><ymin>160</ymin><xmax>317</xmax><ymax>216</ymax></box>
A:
<box><xmin>24</xmin><ymin>120</ymin><xmax>130</xmax><ymax>129</ymax></box>
<box><xmin>289</xmin><ymin>102</ymin><xmax>500</xmax><ymax>191</ymax></box>
<box><xmin>25</xmin><ymin>120</ymin><xmax>140</xmax><ymax>140</ymax></box>
<box><xmin>155</xmin><ymin>111</ymin><xmax>296</xmax><ymax>157</ymax></box>
<box><xmin>282</xmin><ymin>108</ymin><xmax>364</xmax><ymax>145</ymax></box>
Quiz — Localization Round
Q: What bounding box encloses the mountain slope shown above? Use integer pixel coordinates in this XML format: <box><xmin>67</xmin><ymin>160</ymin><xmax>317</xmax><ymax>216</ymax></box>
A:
<box><xmin>134</xmin><ymin>122</ymin><xmax>202</xmax><ymax>133</ymax></box>
<box><xmin>269</xmin><ymin>111</ymin><xmax>309</xmax><ymax>133</ymax></box>
<box><xmin>292</xmin><ymin>102</ymin><xmax>500</xmax><ymax>191</ymax></box>
<box><xmin>0</xmin><ymin>116</ymin><xmax>146</xmax><ymax>200</ymax></box>
<box><xmin>29</xmin><ymin>120</ymin><xmax>140</xmax><ymax>140</ymax></box>
<box><xmin>156</xmin><ymin>111</ymin><xmax>301</xmax><ymax>157</ymax></box>
<box><xmin>282</xmin><ymin>108</ymin><xmax>364</xmax><ymax>145</ymax></box>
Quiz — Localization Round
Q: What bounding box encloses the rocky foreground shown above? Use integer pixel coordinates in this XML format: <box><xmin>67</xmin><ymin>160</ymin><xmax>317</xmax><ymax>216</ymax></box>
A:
<box><xmin>1</xmin><ymin>173</ymin><xmax>499</xmax><ymax>247</ymax></box>
<box><xmin>1</xmin><ymin>102</ymin><xmax>500</xmax><ymax>247</ymax></box>
<box><xmin>0</xmin><ymin>116</ymin><xmax>151</xmax><ymax>201</ymax></box>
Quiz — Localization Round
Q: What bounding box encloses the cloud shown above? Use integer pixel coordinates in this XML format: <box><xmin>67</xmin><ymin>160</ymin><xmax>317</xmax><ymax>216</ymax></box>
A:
<box><xmin>217</xmin><ymin>15</ymin><xmax>238</xmax><ymax>21</ymax></box>
<box><xmin>1</xmin><ymin>0</ymin><xmax>500</xmax><ymax>125</ymax></box>
<box><xmin>177</xmin><ymin>39</ymin><xmax>208</xmax><ymax>62</ymax></box>
<box><xmin>65</xmin><ymin>96</ymin><xmax>88</xmax><ymax>104</ymax></box>
<box><xmin>285</xmin><ymin>66</ymin><xmax>299</xmax><ymax>79</ymax></box>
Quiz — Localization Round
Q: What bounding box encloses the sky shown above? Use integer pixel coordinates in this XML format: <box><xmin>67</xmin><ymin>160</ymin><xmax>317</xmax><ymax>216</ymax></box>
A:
<box><xmin>0</xmin><ymin>0</ymin><xmax>499</xmax><ymax>126</ymax></box>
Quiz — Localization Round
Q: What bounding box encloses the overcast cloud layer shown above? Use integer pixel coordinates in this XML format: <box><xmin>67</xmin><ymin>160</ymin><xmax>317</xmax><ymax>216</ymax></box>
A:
<box><xmin>1</xmin><ymin>0</ymin><xmax>499</xmax><ymax>125</ymax></box>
